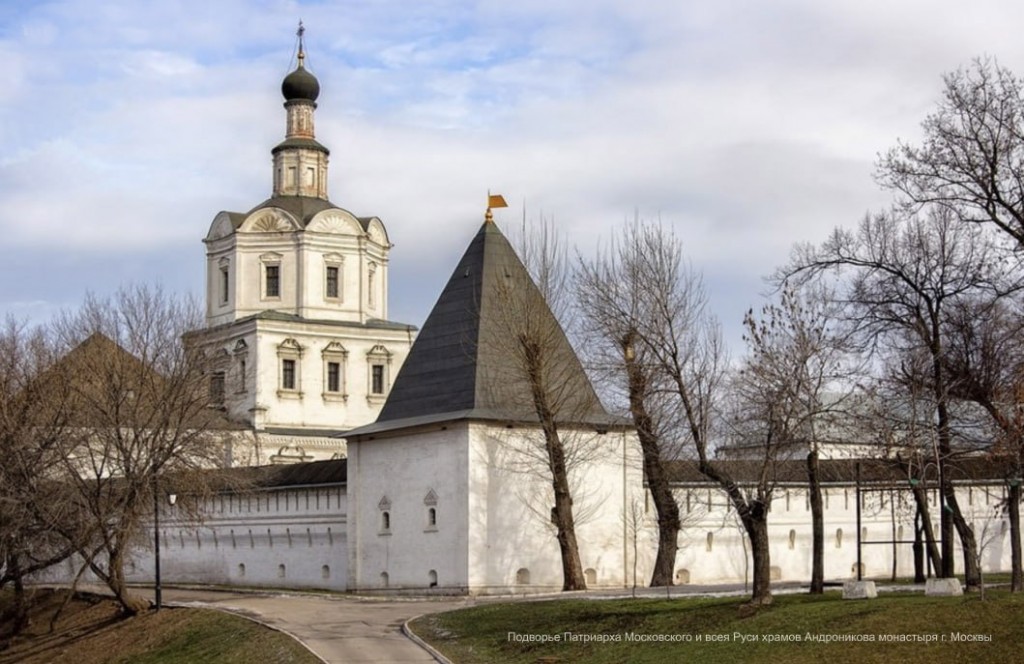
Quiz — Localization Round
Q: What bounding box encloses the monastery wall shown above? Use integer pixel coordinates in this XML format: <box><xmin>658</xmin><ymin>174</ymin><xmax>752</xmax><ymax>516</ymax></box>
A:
<box><xmin>628</xmin><ymin>483</ymin><xmax>1016</xmax><ymax>587</ymax></box>
<box><xmin>127</xmin><ymin>484</ymin><xmax>348</xmax><ymax>591</ymax></box>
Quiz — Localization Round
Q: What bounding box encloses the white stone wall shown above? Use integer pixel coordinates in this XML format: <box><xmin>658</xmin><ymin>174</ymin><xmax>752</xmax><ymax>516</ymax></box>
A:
<box><xmin>190</xmin><ymin>317</ymin><xmax>412</xmax><ymax>444</ymax></box>
<box><xmin>204</xmin><ymin>209</ymin><xmax>391</xmax><ymax>328</ymax></box>
<box><xmin>346</xmin><ymin>425</ymin><xmax>472</xmax><ymax>592</ymax></box>
<box><xmin>467</xmin><ymin>423</ymin><xmax>640</xmax><ymax>592</ymax></box>
<box><xmin>627</xmin><ymin>483</ymin><xmax>1018</xmax><ymax>587</ymax></box>
<box><xmin>347</xmin><ymin>421</ymin><xmax>640</xmax><ymax>594</ymax></box>
<box><xmin>128</xmin><ymin>485</ymin><xmax>348</xmax><ymax>590</ymax></box>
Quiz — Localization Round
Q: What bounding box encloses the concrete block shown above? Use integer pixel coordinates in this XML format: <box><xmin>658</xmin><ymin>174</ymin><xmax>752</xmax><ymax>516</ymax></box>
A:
<box><xmin>842</xmin><ymin>580</ymin><xmax>877</xmax><ymax>599</ymax></box>
<box><xmin>925</xmin><ymin>578</ymin><xmax>963</xmax><ymax>596</ymax></box>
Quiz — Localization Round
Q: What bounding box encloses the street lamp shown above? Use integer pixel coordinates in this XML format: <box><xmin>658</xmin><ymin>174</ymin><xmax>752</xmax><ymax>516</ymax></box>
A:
<box><xmin>153</xmin><ymin>485</ymin><xmax>177</xmax><ymax>611</ymax></box>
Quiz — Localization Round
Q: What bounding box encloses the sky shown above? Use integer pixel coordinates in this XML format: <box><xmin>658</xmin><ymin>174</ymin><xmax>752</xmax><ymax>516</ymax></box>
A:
<box><xmin>2</xmin><ymin>0</ymin><xmax>1024</xmax><ymax>353</ymax></box>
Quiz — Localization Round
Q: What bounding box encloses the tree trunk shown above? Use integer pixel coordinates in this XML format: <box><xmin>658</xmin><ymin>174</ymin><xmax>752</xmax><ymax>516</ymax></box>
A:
<box><xmin>743</xmin><ymin>511</ymin><xmax>773</xmax><ymax>606</ymax></box>
<box><xmin>522</xmin><ymin>337</ymin><xmax>586</xmax><ymax>591</ymax></box>
<box><xmin>944</xmin><ymin>487</ymin><xmax>982</xmax><ymax>591</ymax></box>
<box><xmin>550</xmin><ymin>464</ymin><xmax>586</xmax><ymax>591</ymax></box>
<box><xmin>806</xmin><ymin>450</ymin><xmax>824</xmax><ymax>594</ymax></box>
<box><xmin>911</xmin><ymin>485</ymin><xmax>942</xmax><ymax>574</ymax></box>
<box><xmin>5</xmin><ymin>552</ymin><xmax>30</xmax><ymax>635</ymax></box>
<box><xmin>1009</xmin><ymin>482</ymin><xmax>1022</xmax><ymax>592</ymax></box>
<box><xmin>92</xmin><ymin>545</ymin><xmax>147</xmax><ymax>616</ymax></box>
<box><xmin>622</xmin><ymin>334</ymin><xmax>679</xmax><ymax>587</ymax></box>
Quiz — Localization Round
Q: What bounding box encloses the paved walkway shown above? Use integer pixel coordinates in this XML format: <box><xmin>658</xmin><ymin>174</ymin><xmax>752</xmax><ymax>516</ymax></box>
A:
<box><xmin>136</xmin><ymin>580</ymin><xmax>920</xmax><ymax>662</ymax></box>
<box><xmin>160</xmin><ymin>588</ymin><xmax>470</xmax><ymax>663</ymax></box>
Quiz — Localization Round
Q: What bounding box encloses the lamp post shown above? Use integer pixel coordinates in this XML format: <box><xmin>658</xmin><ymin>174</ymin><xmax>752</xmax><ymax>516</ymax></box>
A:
<box><xmin>153</xmin><ymin>482</ymin><xmax>177</xmax><ymax>611</ymax></box>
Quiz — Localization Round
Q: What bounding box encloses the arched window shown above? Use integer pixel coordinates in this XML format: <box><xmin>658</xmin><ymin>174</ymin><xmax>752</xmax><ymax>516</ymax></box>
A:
<box><xmin>835</xmin><ymin>528</ymin><xmax>843</xmax><ymax>548</ymax></box>
<box><xmin>788</xmin><ymin>529</ymin><xmax>796</xmax><ymax>550</ymax></box>
<box><xmin>321</xmin><ymin>565</ymin><xmax>331</xmax><ymax>580</ymax></box>
<box><xmin>278</xmin><ymin>564</ymin><xmax>286</xmax><ymax>579</ymax></box>
<box><xmin>706</xmin><ymin>532</ymin><xmax>714</xmax><ymax>552</ymax></box>
<box><xmin>379</xmin><ymin>496</ymin><xmax>391</xmax><ymax>535</ymax></box>
<box><xmin>428</xmin><ymin>570</ymin><xmax>438</xmax><ymax>587</ymax></box>
<box><xmin>584</xmin><ymin>568</ymin><xmax>597</xmax><ymax>586</ymax></box>
<box><xmin>424</xmin><ymin>489</ymin><xmax>438</xmax><ymax>531</ymax></box>
<box><xmin>380</xmin><ymin>572</ymin><xmax>389</xmax><ymax>588</ymax></box>
<box><xmin>237</xmin><ymin>563</ymin><xmax>246</xmax><ymax>578</ymax></box>
<box><xmin>516</xmin><ymin>568</ymin><xmax>530</xmax><ymax>585</ymax></box>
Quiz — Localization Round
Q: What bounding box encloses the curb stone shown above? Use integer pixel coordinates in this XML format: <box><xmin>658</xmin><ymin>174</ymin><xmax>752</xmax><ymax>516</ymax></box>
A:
<box><xmin>403</xmin><ymin>614</ymin><xmax>455</xmax><ymax>664</ymax></box>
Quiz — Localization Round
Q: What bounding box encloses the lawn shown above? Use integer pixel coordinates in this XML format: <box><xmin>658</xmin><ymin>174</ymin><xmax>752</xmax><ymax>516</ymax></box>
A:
<box><xmin>410</xmin><ymin>589</ymin><xmax>1024</xmax><ymax>663</ymax></box>
<box><xmin>0</xmin><ymin>587</ymin><xmax>320</xmax><ymax>664</ymax></box>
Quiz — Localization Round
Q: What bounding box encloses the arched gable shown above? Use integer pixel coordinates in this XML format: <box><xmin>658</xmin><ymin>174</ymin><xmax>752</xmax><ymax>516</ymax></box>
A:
<box><xmin>206</xmin><ymin>211</ymin><xmax>238</xmax><ymax>242</ymax></box>
<box><xmin>364</xmin><ymin>217</ymin><xmax>389</xmax><ymax>246</ymax></box>
<box><xmin>239</xmin><ymin>208</ymin><xmax>301</xmax><ymax>233</ymax></box>
<box><xmin>307</xmin><ymin>209</ymin><xmax>364</xmax><ymax>235</ymax></box>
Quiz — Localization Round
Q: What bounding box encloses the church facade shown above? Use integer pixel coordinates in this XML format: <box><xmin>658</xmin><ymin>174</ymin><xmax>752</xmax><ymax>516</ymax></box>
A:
<box><xmin>186</xmin><ymin>40</ymin><xmax>415</xmax><ymax>465</ymax></box>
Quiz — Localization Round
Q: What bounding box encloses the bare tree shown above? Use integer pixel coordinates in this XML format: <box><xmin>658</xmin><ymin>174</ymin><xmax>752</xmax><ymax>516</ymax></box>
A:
<box><xmin>738</xmin><ymin>286</ymin><xmax>857</xmax><ymax>594</ymax></box>
<box><xmin>0</xmin><ymin>318</ymin><xmax>85</xmax><ymax>633</ymax></box>
<box><xmin>777</xmin><ymin>205</ymin><xmax>1024</xmax><ymax>590</ymax></box>
<box><xmin>859</xmin><ymin>375</ymin><xmax>944</xmax><ymax>580</ymax></box>
<box><xmin>47</xmin><ymin>285</ymin><xmax>235</xmax><ymax>614</ymax></box>
<box><xmin>486</xmin><ymin>219</ymin><xmax>611</xmax><ymax>591</ymax></box>
<box><xmin>577</xmin><ymin>222</ymin><xmax>793</xmax><ymax>604</ymax></box>
<box><xmin>941</xmin><ymin>295</ymin><xmax>1024</xmax><ymax>590</ymax></box>
<box><xmin>878</xmin><ymin>58</ymin><xmax>1024</xmax><ymax>250</ymax></box>
<box><xmin>576</xmin><ymin>221</ymin><xmax>685</xmax><ymax>587</ymax></box>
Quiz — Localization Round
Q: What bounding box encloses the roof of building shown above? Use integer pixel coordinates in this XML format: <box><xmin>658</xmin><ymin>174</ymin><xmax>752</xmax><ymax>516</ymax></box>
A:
<box><xmin>245</xmin><ymin>195</ymin><xmax>341</xmax><ymax>226</ymax></box>
<box><xmin>271</xmin><ymin>136</ymin><xmax>330</xmax><ymax>156</ymax></box>
<box><xmin>211</xmin><ymin>454</ymin><xmax>1018</xmax><ymax>492</ymax></box>
<box><xmin>204</xmin><ymin>458</ymin><xmax>347</xmax><ymax>492</ymax></box>
<box><xmin>281</xmin><ymin>59</ymin><xmax>320</xmax><ymax>102</ymax></box>
<box><xmin>38</xmin><ymin>332</ymin><xmax>248</xmax><ymax>432</ymax></box>
<box><xmin>346</xmin><ymin>220</ymin><xmax>614</xmax><ymax>438</ymax></box>
<box><xmin>663</xmin><ymin>456</ymin><xmax>1017</xmax><ymax>486</ymax></box>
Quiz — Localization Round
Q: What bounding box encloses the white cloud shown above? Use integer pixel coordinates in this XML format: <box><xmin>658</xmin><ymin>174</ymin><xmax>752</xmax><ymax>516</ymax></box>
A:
<box><xmin>3</xmin><ymin>0</ymin><xmax>1024</xmax><ymax>351</ymax></box>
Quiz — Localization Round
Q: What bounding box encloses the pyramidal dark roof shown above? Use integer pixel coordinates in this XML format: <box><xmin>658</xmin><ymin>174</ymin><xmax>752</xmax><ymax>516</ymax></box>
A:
<box><xmin>346</xmin><ymin>220</ymin><xmax>614</xmax><ymax>438</ymax></box>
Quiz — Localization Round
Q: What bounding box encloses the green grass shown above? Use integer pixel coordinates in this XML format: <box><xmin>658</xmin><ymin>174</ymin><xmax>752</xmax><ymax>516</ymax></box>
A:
<box><xmin>1</xmin><ymin>589</ymin><xmax>319</xmax><ymax>664</ymax></box>
<box><xmin>116</xmin><ymin>610</ymin><xmax>317</xmax><ymax>664</ymax></box>
<box><xmin>411</xmin><ymin>590</ymin><xmax>1024</xmax><ymax>663</ymax></box>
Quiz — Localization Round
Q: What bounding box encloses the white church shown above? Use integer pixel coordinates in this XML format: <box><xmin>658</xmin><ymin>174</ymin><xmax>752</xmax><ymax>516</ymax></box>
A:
<box><xmin>70</xmin><ymin>39</ymin><xmax>1021</xmax><ymax>595</ymax></box>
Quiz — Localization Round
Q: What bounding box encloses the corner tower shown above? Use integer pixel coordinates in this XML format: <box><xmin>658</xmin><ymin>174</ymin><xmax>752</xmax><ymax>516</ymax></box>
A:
<box><xmin>193</xmin><ymin>27</ymin><xmax>416</xmax><ymax>463</ymax></box>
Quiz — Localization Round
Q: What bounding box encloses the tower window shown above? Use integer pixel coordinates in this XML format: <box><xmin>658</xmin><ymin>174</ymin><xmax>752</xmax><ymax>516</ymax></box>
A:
<box><xmin>321</xmin><ymin>341</ymin><xmax>348</xmax><ymax>400</ymax></box>
<box><xmin>220</xmin><ymin>266</ymin><xmax>229</xmax><ymax>304</ymax></box>
<box><xmin>282</xmin><ymin>359</ymin><xmax>296</xmax><ymax>390</ymax></box>
<box><xmin>265</xmin><ymin>265</ymin><xmax>281</xmax><ymax>298</ymax></box>
<box><xmin>326</xmin><ymin>266</ymin><xmax>339</xmax><ymax>299</ymax></box>
<box><xmin>327</xmin><ymin>361</ymin><xmax>341</xmax><ymax>393</ymax></box>
<box><xmin>366</xmin><ymin>345</ymin><xmax>392</xmax><ymax>401</ymax></box>
<box><xmin>209</xmin><ymin>371</ymin><xmax>225</xmax><ymax>406</ymax></box>
<box><xmin>367</xmin><ymin>262</ymin><xmax>377</xmax><ymax>308</ymax></box>
<box><xmin>371</xmin><ymin>364</ymin><xmax>384</xmax><ymax>394</ymax></box>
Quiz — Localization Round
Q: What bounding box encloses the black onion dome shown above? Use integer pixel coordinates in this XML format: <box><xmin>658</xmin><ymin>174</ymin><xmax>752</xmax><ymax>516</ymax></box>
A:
<box><xmin>282</xmin><ymin>63</ymin><xmax>320</xmax><ymax>102</ymax></box>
